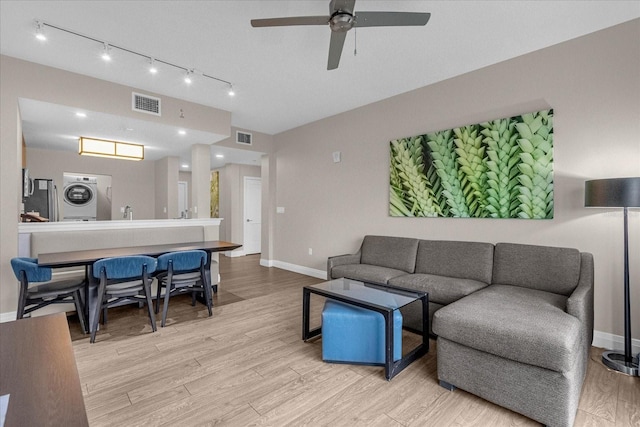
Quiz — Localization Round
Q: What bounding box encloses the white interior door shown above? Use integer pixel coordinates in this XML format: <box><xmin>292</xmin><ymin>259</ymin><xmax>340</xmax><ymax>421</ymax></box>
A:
<box><xmin>243</xmin><ymin>177</ymin><xmax>262</xmax><ymax>255</ymax></box>
<box><xmin>178</xmin><ymin>181</ymin><xmax>188</xmax><ymax>218</ymax></box>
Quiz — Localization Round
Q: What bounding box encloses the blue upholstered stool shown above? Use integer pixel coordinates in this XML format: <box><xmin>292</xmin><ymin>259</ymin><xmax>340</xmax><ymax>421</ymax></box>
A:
<box><xmin>322</xmin><ymin>299</ymin><xmax>402</xmax><ymax>364</ymax></box>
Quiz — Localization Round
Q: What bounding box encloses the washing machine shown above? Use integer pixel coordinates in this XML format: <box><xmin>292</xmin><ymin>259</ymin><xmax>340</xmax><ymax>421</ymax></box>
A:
<box><xmin>63</xmin><ymin>175</ymin><xmax>98</xmax><ymax>221</ymax></box>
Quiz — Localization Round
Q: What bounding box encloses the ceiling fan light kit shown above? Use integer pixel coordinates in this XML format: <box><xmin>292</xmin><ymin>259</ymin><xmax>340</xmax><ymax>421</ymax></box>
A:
<box><xmin>251</xmin><ymin>0</ymin><xmax>430</xmax><ymax>70</ymax></box>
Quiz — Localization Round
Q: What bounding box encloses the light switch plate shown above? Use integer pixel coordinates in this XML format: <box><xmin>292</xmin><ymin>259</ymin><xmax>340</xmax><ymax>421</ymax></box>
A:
<box><xmin>332</xmin><ymin>151</ymin><xmax>341</xmax><ymax>163</ymax></box>
<box><xmin>277</xmin><ymin>207</ymin><xmax>285</xmax><ymax>213</ymax></box>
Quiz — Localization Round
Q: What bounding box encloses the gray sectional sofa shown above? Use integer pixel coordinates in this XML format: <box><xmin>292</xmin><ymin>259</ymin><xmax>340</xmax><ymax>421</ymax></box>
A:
<box><xmin>327</xmin><ymin>235</ymin><xmax>594</xmax><ymax>427</ymax></box>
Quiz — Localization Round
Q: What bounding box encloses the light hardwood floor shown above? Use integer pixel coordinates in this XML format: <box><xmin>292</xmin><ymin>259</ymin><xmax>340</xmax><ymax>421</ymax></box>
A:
<box><xmin>69</xmin><ymin>255</ymin><xmax>640</xmax><ymax>426</ymax></box>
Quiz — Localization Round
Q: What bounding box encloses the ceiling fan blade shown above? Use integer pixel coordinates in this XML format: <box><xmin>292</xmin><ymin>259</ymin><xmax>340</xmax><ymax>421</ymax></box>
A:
<box><xmin>251</xmin><ymin>16</ymin><xmax>329</xmax><ymax>27</ymax></box>
<box><xmin>330</xmin><ymin>0</ymin><xmax>356</xmax><ymax>14</ymax></box>
<box><xmin>327</xmin><ymin>31</ymin><xmax>347</xmax><ymax>70</ymax></box>
<box><xmin>354</xmin><ymin>12</ymin><xmax>431</xmax><ymax>28</ymax></box>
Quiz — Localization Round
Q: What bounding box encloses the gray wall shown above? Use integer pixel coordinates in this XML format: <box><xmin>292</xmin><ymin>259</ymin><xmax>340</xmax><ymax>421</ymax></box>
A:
<box><xmin>218</xmin><ymin>164</ymin><xmax>261</xmax><ymax>247</ymax></box>
<box><xmin>272</xmin><ymin>20</ymin><xmax>640</xmax><ymax>340</ymax></box>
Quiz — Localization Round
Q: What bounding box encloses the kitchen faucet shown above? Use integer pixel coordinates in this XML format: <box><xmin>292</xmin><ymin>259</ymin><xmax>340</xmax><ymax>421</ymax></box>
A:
<box><xmin>123</xmin><ymin>205</ymin><xmax>133</xmax><ymax>220</ymax></box>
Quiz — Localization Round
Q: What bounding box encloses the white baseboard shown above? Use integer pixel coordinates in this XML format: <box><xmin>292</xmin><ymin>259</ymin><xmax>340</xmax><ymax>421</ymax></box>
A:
<box><xmin>0</xmin><ymin>311</ymin><xmax>17</xmax><ymax>323</ymax></box>
<box><xmin>262</xmin><ymin>259</ymin><xmax>327</xmax><ymax>280</ymax></box>
<box><xmin>593</xmin><ymin>330</ymin><xmax>640</xmax><ymax>354</ymax></box>
<box><xmin>225</xmin><ymin>250</ymin><xmax>245</xmax><ymax>258</ymax></box>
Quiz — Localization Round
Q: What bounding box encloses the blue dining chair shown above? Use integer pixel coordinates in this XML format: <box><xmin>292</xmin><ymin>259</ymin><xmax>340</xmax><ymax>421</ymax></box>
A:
<box><xmin>90</xmin><ymin>255</ymin><xmax>157</xmax><ymax>343</ymax></box>
<box><xmin>10</xmin><ymin>257</ymin><xmax>88</xmax><ymax>333</ymax></box>
<box><xmin>155</xmin><ymin>250</ymin><xmax>211</xmax><ymax>327</ymax></box>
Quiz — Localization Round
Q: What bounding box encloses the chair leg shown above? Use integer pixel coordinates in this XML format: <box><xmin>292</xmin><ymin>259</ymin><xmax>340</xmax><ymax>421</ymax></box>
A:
<box><xmin>73</xmin><ymin>289</ymin><xmax>88</xmax><ymax>334</ymax></box>
<box><xmin>161</xmin><ymin>285</ymin><xmax>172</xmax><ymax>327</ymax></box>
<box><xmin>202</xmin><ymin>280</ymin><xmax>213</xmax><ymax>317</ymax></box>
<box><xmin>143</xmin><ymin>280</ymin><xmax>157</xmax><ymax>332</ymax></box>
<box><xmin>16</xmin><ymin>277</ymin><xmax>28</xmax><ymax>320</ymax></box>
<box><xmin>155</xmin><ymin>280</ymin><xmax>162</xmax><ymax>314</ymax></box>
<box><xmin>90</xmin><ymin>277</ymin><xmax>109</xmax><ymax>344</ymax></box>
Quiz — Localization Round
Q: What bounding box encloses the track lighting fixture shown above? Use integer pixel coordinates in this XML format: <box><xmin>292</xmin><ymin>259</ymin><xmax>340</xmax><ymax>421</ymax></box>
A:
<box><xmin>149</xmin><ymin>58</ymin><xmax>158</xmax><ymax>74</ymax></box>
<box><xmin>32</xmin><ymin>20</ymin><xmax>234</xmax><ymax>95</ymax></box>
<box><xmin>101</xmin><ymin>43</ymin><xmax>111</xmax><ymax>61</ymax></box>
<box><xmin>35</xmin><ymin>20</ymin><xmax>47</xmax><ymax>41</ymax></box>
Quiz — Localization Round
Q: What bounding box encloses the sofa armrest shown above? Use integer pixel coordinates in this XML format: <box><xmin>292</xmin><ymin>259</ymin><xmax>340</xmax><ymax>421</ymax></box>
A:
<box><xmin>566</xmin><ymin>252</ymin><xmax>594</xmax><ymax>346</ymax></box>
<box><xmin>327</xmin><ymin>252</ymin><xmax>361</xmax><ymax>279</ymax></box>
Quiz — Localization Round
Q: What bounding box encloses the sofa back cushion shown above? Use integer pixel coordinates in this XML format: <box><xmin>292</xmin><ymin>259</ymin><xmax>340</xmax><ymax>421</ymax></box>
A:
<box><xmin>415</xmin><ymin>240</ymin><xmax>494</xmax><ymax>283</ymax></box>
<box><xmin>360</xmin><ymin>235</ymin><xmax>419</xmax><ymax>273</ymax></box>
<box><xmin>492</xmin><ymin>243</ymin><xmax>581</xmax><ymax>296</ymax></box>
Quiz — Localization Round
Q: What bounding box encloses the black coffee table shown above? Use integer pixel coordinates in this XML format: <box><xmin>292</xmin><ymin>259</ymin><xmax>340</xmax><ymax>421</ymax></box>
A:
<box><xmin>303</xmin><ymin>278</ymin><xmax>429</xmax><ymax>380</ymax></box>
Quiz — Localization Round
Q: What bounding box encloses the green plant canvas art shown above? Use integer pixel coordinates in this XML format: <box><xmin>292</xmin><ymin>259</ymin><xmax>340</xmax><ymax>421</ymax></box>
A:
<box><xmin>390</xmin><ymin>109</ymin><xmax>553</xmax><ymax>219</ymax></box>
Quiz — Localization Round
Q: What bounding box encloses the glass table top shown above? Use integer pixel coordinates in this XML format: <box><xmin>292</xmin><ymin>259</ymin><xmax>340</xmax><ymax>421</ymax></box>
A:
<box><xmin>307</xmin><ymin>278</ymin><xmax>424</xmax><ymax>310</ymax></box>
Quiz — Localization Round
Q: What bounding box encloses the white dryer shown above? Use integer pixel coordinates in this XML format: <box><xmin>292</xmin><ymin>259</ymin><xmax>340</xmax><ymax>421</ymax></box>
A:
<box><xmin>63</xmin><ymin>175</ymin><xmax>98</xmax><ymax>221</ymax></box>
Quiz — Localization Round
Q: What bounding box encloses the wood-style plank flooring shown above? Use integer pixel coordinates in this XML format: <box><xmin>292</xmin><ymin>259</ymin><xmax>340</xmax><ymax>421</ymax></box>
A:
<box><xmin>68</xmin><ymin>255</ymin><xmax>640</xmax><ymax>426</ymax></box>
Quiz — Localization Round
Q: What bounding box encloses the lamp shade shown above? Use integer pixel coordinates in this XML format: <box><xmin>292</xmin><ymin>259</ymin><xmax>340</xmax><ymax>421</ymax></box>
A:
<box><xmin>585</xmin><ymin>177</ymin><xmax>640</xmax><ymax>208</ymax></box>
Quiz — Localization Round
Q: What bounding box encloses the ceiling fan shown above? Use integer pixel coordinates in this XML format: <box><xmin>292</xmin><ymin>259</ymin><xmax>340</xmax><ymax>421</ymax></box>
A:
<box><xmin>251</xmin><ymin>0</ymin><xmax>430</xmax><ymax>70</ymax></box>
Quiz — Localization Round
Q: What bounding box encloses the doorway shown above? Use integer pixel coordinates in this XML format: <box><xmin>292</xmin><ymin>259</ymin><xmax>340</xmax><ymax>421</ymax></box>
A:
<box><xmin>178</xmin><ymin>181</ymin><xmax>188</xmax><ymax>218</ymax></box>
<box><xmin>243</xmin><ymin>177</ymin><xmax>262</xmax><ymax>255</ymax></box>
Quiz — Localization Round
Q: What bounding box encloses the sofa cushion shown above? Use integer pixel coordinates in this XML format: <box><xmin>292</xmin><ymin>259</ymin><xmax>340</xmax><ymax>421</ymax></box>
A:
<box><xmin>389</xmin><ymin>273</ymin><xmax>488</xmax><ymax>305</ymax></box>
<box><xmin>493</xmin><ymin>243</ymin><xmax>581</xmax><ymax>296</ymax></box>
<box><xmin>360</xmin><ymin>235</ymin><xmax>419</xmax><ymax>273</ymax></box>
<box><xmin>415</xmin><ymin>240</ymin><xmax>494</xmax><ymax>284</ymax></box>
<box><xmin>432</xmin><ymin>285</ymin><xmax>582</xmax><ymax>373</ymax></box>
<box><xmin>331</xmin><ymin>264</ymin><xmax>406</xmax><ymax>285</ymax></box>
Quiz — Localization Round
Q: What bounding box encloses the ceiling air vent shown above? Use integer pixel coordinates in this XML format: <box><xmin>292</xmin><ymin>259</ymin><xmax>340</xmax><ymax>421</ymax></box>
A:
<box><xmin>132</xmin><ymin>92</ymin><xmax>161</xmax><ymax>116</ymax></box>
<box><xmin>236</xmin><ymin>131</ymin><xmax>252</xmax><ymax>145</ymax></box>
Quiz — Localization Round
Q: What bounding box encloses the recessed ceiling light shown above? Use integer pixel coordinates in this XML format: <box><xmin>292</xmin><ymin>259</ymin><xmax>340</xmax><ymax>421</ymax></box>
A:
<box><xmin>75</xmin><ymin>112</ymin><xmax>87</xmax><ymax>118</ymax></box>
<box><xmin>181</xmin><ymin>164</ymin><xmax>189</xmax><ymax>168</ymax></box>
<box><xmin>178</xmin><ymin>130</ymin><xmax>186</xmax><ymax>135</ymax></box>
<box><xmin>215</xmin><ymin>154</ymin><xmax>224</xmax><ymax>158</ymax></box>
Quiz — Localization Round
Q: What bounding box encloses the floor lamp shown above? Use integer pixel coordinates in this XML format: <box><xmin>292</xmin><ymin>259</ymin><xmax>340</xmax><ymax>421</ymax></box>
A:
<box><xmin>585</xmin><ymin>177</ymin><xmax>640</xmax><ymax>376</ymax></box>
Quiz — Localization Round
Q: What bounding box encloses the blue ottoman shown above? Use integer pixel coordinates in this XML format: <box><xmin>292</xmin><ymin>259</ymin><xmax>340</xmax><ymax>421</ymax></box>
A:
<box><xmin>322</xmin><ymin>299</ymin><xmax>402</xmax><ymax>364</ymax></box>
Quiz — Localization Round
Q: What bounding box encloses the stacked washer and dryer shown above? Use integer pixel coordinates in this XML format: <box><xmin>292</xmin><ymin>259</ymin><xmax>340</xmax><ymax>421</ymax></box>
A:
<box><xmin>62</xmin><ymin>175</ymin><xmax>98</xmax><ymax>221</ymax></box>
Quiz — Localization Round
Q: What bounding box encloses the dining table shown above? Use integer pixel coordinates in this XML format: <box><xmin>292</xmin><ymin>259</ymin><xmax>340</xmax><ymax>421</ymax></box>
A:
<box><xmin>37</xmin><ymin>240</ymin><xmax>242</xmax><ymax>335</ymax></box>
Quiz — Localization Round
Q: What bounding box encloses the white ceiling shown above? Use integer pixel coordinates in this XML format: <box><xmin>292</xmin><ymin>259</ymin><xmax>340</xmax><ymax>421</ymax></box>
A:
<box><xmin>2</xmin><ymin>1</ymin><xmax>639</xmax><ymax>165</ymax></box>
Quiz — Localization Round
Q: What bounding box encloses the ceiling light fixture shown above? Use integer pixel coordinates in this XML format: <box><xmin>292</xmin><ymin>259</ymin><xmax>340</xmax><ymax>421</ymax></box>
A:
<box><xmin>215</xmin><ymin>154</ymin><xmax>224</xmax><ymax>158</ymax></box>
<box><xmin>228</xmin><ymin>84</ymin><xmax>235</xmax><ymax>97</ymax></box>
<box><xmin>75</xmin><ymin>112</ymin><xmax>87</xmax><ymax>118</ymax></box>
<box><xmin>34</xmin><ymin>20</ymin><xmax>47</xmax><ymax>41</ymax></box>
<box><xmin>34</xmin><ymin>20</ymin><xmax>234</xmax><ymax>94</ymax></box>
<box><xmin>184</xmin><ymin>70</ymin><xmax>193</xmax><ymax>85</ymax></box>
<box><xmin>178</xmin><ymin>130</ymin><xmax>186</xmax><ymax>135</ymax></box>
<box><xmin>149</xmin><ymin>58</ymin><xmax>158</xmax><ymax>74</ymax></box>
<box><xmin>79</xmin><ymin>137</ymin><xmax>144</xmax><ymax>161</ymax></box>
<box><xmin>181</xmin><ymin>164</ymin><xmax>189</xmax><ymax>168</ymax></box>
<box><xmin>101</xmin><ymin>43</ymin><xmax>111</xmax><ymax>61</ymax></box>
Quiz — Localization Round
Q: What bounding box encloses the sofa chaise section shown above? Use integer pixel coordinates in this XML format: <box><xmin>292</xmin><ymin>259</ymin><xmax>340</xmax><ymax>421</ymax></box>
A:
<box><xmin>433</xmin><ymin>243</ymin><xmax>594</xmax><ymax>427</ymax></box>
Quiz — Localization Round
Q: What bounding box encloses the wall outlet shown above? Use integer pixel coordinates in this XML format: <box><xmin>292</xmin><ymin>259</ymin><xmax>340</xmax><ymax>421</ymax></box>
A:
<box><xmin>308</xmin><ymin>248</ymin><xmax>313</xmax><ymax>255</ymax></box>
<box><xmin>194</xmin><ymin>206</ymin><xmax>198</xmax><ymax>214</ymax></box>
<box><xmin>163</xmin><ymin>207</ymin><xmax>167</xmax><ymax>213</ymax></box>
<box><xmin>120</xmin><ymin>206</ymin><xmax>125</xmax><ymax>213</ymax></box>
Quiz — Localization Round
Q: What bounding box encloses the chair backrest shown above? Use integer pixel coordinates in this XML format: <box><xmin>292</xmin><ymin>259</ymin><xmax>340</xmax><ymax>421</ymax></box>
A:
<box><xmin>93</xmin><ymin>255</ymin><xmax>157</xmax><ymax>280</ymax></box>
<box><xmin>10</xmin><ymin>257</ymin><xmax>52</xmax><ymax>283</ymax></box>
<box><xmin>157</xmin><ymin>250</ymin><xmax>207</xmax><ymax>273</ymax></box>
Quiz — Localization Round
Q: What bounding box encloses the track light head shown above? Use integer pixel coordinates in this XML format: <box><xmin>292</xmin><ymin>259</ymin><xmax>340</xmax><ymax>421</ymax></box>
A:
<box><xmin>149</xmin><ymin>58</ymin><xmax>158</xmax><ymax>74</ymax></box>
<box><xmin>228</xmin><ymin>84</ymin><xmax>235</xmax><ymax>97</ymax></box>
<box><xmin>101</xmin><ymin>43</ymin><xmax>111</xmax><ymax>61</ymax></box>
<box><xmin>184</xmin><ymin>69</ymin><xmax>193</xmax><ymax>84</ymax></box>
<box><xmin>35</xmin><ymin>21</ymin><xmax>47</xmax><ymax>41</ymax></box>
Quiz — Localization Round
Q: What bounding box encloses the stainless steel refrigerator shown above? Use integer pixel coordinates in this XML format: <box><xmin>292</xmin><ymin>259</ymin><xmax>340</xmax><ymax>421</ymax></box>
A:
<box><xmin>24</xmin><ymin>178</ymin><xmax>58</xmax><ymax>221</ymax></box>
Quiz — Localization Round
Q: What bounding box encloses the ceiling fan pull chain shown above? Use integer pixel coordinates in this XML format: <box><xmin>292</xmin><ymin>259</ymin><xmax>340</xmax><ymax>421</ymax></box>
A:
<box><xmin>354</xmin><ymin>27</ymin><xmax>357</xmax><ymax>56</ymax></box>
